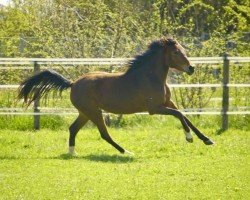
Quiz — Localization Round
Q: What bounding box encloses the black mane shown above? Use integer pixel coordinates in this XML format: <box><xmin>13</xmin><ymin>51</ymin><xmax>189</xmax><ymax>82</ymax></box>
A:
<box><xmin>126</xmin><ymin>37</ymin><xmax>177</xmax><ymax>73</ymax></box>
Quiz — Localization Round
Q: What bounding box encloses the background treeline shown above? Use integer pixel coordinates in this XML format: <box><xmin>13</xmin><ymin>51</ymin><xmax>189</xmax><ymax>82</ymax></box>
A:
<box><xmin>0</xmin><ymin>0</ymin><xmax>249</xmax><ymax>58</ymax></box>
<box><xmin>0</xmin><ymin>0</ymin><xmax>249</xmax><ymax>130</ymax></box>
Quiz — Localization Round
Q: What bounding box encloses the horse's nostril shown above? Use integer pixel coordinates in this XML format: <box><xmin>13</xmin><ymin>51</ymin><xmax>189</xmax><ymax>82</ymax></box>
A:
<box><xmin>189</xmin><ymin>66</ymin><xmax>194</xmax><ymax>73</ymax></box>
<box><xmin>186</xmin><ymin>66</ymin><xmax>194</xmax><ymax>75</ymax></box>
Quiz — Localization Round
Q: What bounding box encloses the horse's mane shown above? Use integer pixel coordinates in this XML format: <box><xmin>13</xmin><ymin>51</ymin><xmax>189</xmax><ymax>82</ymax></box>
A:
<box><xmin>125</xmin><ymin>37</ymin><xmax>177</xmax><ymax>73</ymax></box>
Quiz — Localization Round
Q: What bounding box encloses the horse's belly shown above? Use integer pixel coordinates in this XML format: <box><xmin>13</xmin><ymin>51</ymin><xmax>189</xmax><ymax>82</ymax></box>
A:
<box><xmin>97</xmin><ymin>84</ymin><xmax>166</xmax><ymax>114</ymax></box>
<box><xmin>102</xmin><ymin>106</ymin><xmax>146</xmax><ymax>114</ymax></box>
<box><xmin>99</xmin><ymin>98</ymin><xmax>147</xmax><ymax>114</ymax></box>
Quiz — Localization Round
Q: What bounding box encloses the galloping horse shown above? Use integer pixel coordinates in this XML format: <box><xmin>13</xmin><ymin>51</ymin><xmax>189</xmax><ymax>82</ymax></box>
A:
<box><xmin>18</xmin><ymin>37</ymin><xmax>214</xmax><ymax>155</ymax></box>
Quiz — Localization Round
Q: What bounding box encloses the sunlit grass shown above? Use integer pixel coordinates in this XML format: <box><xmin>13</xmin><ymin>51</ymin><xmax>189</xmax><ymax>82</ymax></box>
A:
<box><xmin>0</xmin><ymin>119</ymin><xmax>249</xmax><ymax>199</ymax></box>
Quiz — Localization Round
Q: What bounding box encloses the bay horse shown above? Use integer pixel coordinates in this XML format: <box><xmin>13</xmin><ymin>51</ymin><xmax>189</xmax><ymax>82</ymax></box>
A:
<box><xmin>18</xmin><ymin>37</ymin><xmax>214</xmax><ymax>156</ymax></box>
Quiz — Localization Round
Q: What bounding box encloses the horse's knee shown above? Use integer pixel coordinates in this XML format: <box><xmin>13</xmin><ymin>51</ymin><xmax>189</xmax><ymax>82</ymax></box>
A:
<box><xmin>171</xmin><ymin>109</ymin><xmax>183</xmax><ymax>119</ymax></box>
<box><xmin>101</xmin><ymin>133</ymin><xmax>110</xmax><ymax>142</ymax></box>
<box><xmin>69</xmin><ymin>126</ymin><xmax>74</xmax><ymax>134</ymax></box>
<box><xmin>164</xmin><ymin>100</ymin><xmax>178</xmax><ymax>109</ymax></box>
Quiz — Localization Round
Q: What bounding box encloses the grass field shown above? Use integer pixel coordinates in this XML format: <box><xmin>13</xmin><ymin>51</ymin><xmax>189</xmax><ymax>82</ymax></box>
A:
<box><xmin>0</xmin><ymin>116</ymin><xmax>249</xmax><ymax>200</ymax></box>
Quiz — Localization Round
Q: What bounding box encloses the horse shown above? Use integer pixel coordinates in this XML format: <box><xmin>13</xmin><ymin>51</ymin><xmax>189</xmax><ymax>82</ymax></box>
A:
<box><xmin>18</xmin><ymin>37</ymin><xmax>214</xmax><ymax>156</ymax></box>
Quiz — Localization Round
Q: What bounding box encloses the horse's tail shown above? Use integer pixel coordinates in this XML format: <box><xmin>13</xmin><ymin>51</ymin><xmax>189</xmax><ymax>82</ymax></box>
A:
<box><xmin>18</xmin><ymin>70</ymin><xmax>72</xmax><ymax>106</ymax></box>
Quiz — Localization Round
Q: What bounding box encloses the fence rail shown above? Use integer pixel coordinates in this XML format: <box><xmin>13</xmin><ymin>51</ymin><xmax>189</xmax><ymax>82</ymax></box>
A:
<box><xmin>0</xmin><ymin>57</ymin><xmax>249</xmax><ymax>65</ymax></box>
<box><xmin>1</xmin><ymin>83</ymin><xmax>250</xmax><ymax>89</ymax></box>
<box><xmin>0</xmin><ymin>56</ymin><xmax>249</xmax><ymax>130</ymax></box>
<box><xmin>0</xmin><ymin>111</ymin><xmax>249</xmax><ymax>116</ymax></box>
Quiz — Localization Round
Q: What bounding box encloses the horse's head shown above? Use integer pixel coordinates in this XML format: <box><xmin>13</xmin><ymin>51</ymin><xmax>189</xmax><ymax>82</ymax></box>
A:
<box><xmin>166</xmin><ymin>39</ymin><xmax>194</xmax><ymax>75</ymax></box>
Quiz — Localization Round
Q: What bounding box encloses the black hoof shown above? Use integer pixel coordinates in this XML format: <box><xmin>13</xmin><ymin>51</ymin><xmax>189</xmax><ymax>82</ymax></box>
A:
<box><xmin>203</xmin><ymin>139</ymin><xmax>214</xmax><ymax>145</ymax></box>
<box><xmin>186</xmin><ymin>137</ymin><xmax>193</xmax><ymax>143</ymax></box>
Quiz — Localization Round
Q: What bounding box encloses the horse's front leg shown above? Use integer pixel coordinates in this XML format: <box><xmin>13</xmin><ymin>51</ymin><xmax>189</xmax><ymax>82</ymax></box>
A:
<box><xmin>149</xmin><ymin>104</ymin><xmax>193</xmax><ymax>142</ymax></box>
<box><xmin>165</xmin><ymin>100</ymin><xmax>214</xmax><ymax>145</ymax></box>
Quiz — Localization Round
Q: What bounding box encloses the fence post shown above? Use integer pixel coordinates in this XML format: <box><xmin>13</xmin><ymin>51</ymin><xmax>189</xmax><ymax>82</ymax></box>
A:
<box><xmin>33</xmin><ymin>61</ymin><xmax>40</xmax><ymax>130</ymax></box>
<box><xmin>222</xmin><ymin>53</ymin><xmax>229</xmax><ymax>131</ymax></box>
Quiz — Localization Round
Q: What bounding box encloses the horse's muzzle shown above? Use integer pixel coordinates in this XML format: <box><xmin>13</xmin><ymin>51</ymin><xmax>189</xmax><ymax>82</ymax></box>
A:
<box><xmin>187</xmin><ymin>66</ymin><xmax>194</xmax><ymax>75</ymax></box>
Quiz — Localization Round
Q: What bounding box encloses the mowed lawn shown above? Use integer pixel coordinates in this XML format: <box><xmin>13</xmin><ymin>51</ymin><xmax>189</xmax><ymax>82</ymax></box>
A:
<box><xmin>0</xmin><ymin>119</ymin><xmax>249</xmax><ymax>200</ymax></box>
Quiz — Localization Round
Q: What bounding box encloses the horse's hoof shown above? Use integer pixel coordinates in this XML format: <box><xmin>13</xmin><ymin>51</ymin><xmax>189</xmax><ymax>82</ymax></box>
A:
<box><xmin>186</xmin><ymin>137</ymin><xmax>193</xmax><ymax>143</ymax></box>
<box><xmin>203</xmin><ymin>139</ymin><xmax>215</xmax><ymax>145</ymax></box>
<box><xmin>68</xmin><ymin>152</ymin><xmax>77</xmax><ymax>157</ymax></box>
<box><xmin>68</xmin><ymin>146</ymin><xmax>77</xmax><ymax>156</ymax></box>
<box><xmin>124</xmin><ymin>149</ymin><xmax>135</xmax><ymax>156</ymax></box>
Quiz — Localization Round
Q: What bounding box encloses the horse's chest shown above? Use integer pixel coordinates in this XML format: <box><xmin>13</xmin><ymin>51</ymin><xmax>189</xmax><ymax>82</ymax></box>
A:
<box><xmin>146</xmin><ymin>84</ymin><xmax>166</xmax><ymax>105</ymax></box>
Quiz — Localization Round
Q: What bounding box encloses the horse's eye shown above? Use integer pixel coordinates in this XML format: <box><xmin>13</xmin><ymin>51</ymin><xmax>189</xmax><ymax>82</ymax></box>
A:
<box><xmin>173</xmin><ymin>51</ymin><xmax>179</xmax><ymax>55</ymax></box>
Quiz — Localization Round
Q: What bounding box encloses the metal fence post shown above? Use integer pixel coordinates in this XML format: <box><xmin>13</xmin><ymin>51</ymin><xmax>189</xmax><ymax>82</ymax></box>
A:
<box><xmin>222</xmin><ymin>53</ymin><xmax>229</xmax><ymax>131</ymax></box>
<box><xmin>33</xmin><ymin>61</ymin><xmax>40</xmax><ymax>130</ymax></box>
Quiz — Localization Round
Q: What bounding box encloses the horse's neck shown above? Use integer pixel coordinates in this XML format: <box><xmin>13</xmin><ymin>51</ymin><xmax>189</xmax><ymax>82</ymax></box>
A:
<box><xmin>150</xmin><ymin>55</ymin><xmax>169</xmax><ymax>83</ymax></box>
<box><xmin>154</xmin><ymin>63</ymin><xmax>169</xmax><ymax>83</ymax></box>
<box><xmin>124</xmin><ymin>52</ymin><xmax>169</xmax><ymax>83</ymax></box>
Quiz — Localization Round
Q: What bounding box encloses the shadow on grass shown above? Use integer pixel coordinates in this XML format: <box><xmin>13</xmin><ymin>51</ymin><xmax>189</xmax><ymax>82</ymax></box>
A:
<box><xmin>56</xmin><ymin>153</ymin><xmax>135</xmax><ymax>163</ymax></box>
<box><xmin>216</xmin><ymin>128</ymin><xmax>226</xmax><ymax>135</ymax></box>
<box><xmin>0</xmin><ymin>155</ymin><xmax>19</xmax><ymax>160</ymax></box>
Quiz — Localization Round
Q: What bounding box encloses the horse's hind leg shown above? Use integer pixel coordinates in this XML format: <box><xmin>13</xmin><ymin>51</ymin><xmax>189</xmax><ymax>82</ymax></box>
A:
<box><xmin>182</xmin><ymin>116</ymin><xmax>214</xmax><ymax>145</ymax></box>
<box><xmin>68</xmin><ymin>113</ymin><xmax>89</xmax><ymax>155</ymax></box>
<box><xmin>167</xmin><ymin>100</ymin><xmax>214</xmax><ymax>145</ymax></box>
<box><xmin>88</xmin><ymin>109</ymin><xmax>133</xmax><ymax>155</ymax></box>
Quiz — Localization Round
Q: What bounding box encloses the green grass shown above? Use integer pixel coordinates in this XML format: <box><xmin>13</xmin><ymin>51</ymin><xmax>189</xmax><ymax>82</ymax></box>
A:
<box><xmin>0</xmin><ymin>117</ymin><xmax>249</xmax><ymax>200</ymax></box>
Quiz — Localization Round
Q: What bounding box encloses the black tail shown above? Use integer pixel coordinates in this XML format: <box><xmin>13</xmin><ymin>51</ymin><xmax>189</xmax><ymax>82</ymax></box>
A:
<box><xmin>18</xmin><ymin>70</ymin><xmax>72</xmax><ymax>106</ymax></box>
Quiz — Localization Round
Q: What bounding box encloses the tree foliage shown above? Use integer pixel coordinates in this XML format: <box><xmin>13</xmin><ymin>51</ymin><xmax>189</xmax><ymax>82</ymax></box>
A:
<box><xmin>0</xmin><ymin>0</ymin><xmax>249</xmax><ymax>57</ymax></box>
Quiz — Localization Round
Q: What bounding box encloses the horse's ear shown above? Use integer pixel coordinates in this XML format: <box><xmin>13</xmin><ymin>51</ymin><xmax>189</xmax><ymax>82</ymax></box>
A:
<box><xmin>148</xmin><ymin>40</ymin><xmax>162</xmax><ymax>50</ymax></box>
<box><xmin>164</xmin><ymin>37</ymin><xmax>177</xmax><ymax>47</ymax></box>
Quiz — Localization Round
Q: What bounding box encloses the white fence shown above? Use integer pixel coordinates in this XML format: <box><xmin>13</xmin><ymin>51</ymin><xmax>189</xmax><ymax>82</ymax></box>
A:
<box><xmin>0</xmin><ymin>56</ymin><xmax>249</xmax><ymax>130</ymax></box>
